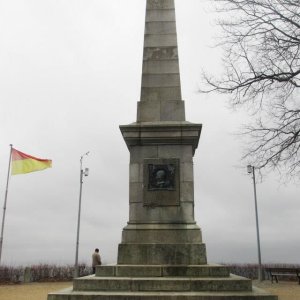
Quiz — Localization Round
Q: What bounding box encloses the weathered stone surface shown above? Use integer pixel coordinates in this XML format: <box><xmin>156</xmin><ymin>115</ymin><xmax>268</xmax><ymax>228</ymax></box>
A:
<box><xmin>121</xmin><ymin>227</ymin><xmax>202</xmax><ymax>243</ymax></box>
<box><xmin>144</xmin><ymin>34</ymin><xmax>178</xmax><ymax>47</ymax></box>
<box><xmin>129</xmin><ymin>163</ymin><xmax>142</xmax><ymax>183</ymax></box>
<box><xmin>157</xmin><ymin>145</ymin><xmax>193</xmax><ymax>163</ymax></box>
<box><xmin>95</xmin><ymin>264</ymin><xmax>230</xmax><ymax>278</ymax></box>
<box><xmin>180</xmin><ymin>181</ymin><xmax>194</xmax><ymax>202</ymax></box>
<box><xmin>147</xmin><ymin>0</ymin><xmax>175</xmax><ymax>10</ymax></box>
<box><xmin>128</xmin><ymin>202</ymin><xmax>195</xmax><ymax>223</ymax></box>
<box><xmin>129</xmin><ymin>182</ymin><xmax>143</xmax><ymax>203</ymax></box>
<box><xmin>137</xmin><ymin>100</ymin><xmax>161</xmax><ymax>121</ymax></box>
<box><xmin>73</xmin><ymin>275</ymin><xmax>252</xmax><ymax>292</ymax></box>
<box><xmin>143</xmin><ymin>47</ymin><xmax>178</xmax><ymax>61</ymax></box>
<box><xmin>49</xmin><ymin>290</ymin><xmax>278</xmax><ymax>300</ymax></box>
<box><xmin>117</xmin><ymin>243</ymin><xmax>207</xmax><ymax>265</ymax></box>
<box><xmin>143</xmin><ymin>60</ymin><xmax>180</xmax><ymax>74</ymax></box>
<box><xmin>130</xmin><ymin>146</ymin><xmax>159</xmax><ymax>163</ymax></box>
<box><xmin>145</xmin><ymin>22</ymin><xmax>177</xmax><ymax>35</ymax></box>
<box><xmin>49</xmin><ymin>288</ymin><xmax>278</xmax><ymax>300</ymax></box>
<box><xmin>137</xmin><ymin>100</ymin><xmax>185</xmax><ymax>121</ymax></box>
<box><xmin>181</xmin><ymin>162</ymin><xmax>194</xmax><ymax>182</ymax></box>
<box><xmin>141</xmin><ymin>87</ymin><xmax>182</xmax><ymax>101</ymax></box>
<box><xmin>120</xmin><ymin>123</ymin><xmax>202</xmax><ymax>154</ymax></box>
<box><xmin>160</xmin><ymin>100</ymin><xmax>185</xmax><ymax>120</ymax></box>
<box><xmin>146</xmin><ymin>10</ymin><xmax>176</xmax><ymax>22</ymax></box>
<box><xmin>142</xmin><ymin>74</ymin><xmax>181</xmax><ymax>87</ymax></box>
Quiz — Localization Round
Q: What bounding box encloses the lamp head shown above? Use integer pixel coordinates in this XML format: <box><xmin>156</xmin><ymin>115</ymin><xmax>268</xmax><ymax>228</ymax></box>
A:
<box><xmin>247</xmin><ymin>165</ymin><xmax>253</xmax><ymax>174</ymax></box>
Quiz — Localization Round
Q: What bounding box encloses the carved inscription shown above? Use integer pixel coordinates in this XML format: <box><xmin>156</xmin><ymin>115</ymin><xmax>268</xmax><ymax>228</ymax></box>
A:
<box><xmin>143</xmin><ymin>47</ymin><xmax>178</xmax><ymax>60</ymax></box>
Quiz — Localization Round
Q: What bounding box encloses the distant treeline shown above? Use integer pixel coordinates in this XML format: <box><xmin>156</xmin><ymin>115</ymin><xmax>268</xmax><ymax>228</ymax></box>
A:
<box><xmin>0</xmin><ymin>263</ymin><xmax>299</xmax><ymax>283</ymax></box>
<box><xmin>227</xmin><ymin>263</ymin><xmax>300</xmax><ymax>280</ymax></box>
<box><xmin>0</xmin><ymin>264</ymin><xmax>91</xmax><ymax>283</ymax></box>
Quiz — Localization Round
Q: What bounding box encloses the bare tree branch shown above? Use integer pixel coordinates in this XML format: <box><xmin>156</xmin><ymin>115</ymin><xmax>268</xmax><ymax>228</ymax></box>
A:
<box><xmin>202</xmin><ymin>0</ymin><xmax>300</xmax><ymax>178</ymax></box>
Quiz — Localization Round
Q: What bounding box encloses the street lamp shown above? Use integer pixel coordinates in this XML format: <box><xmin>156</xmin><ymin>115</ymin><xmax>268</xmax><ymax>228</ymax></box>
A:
<box><xmin>247</xmin><ymin>165</ymin><xmax>263</xmax><ymax>281</ymax></box>
<box><xmin>74</xmin><ymin>152</ymin><xmax>89</xmax><ymax>278</ymax></box>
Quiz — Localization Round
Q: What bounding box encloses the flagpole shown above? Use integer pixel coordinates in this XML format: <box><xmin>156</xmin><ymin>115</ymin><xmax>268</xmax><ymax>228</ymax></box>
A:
<box><xmin>0</xmin><ymin>144</ymin><xmax>13</xmax><ymax>265</ymax></box>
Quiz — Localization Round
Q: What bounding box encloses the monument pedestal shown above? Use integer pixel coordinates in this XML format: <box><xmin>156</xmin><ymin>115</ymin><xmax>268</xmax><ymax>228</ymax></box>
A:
<box><xmin>49</xmin><ymin>264</ymin><xmax>277</xmax><ymax>299</ymax></box>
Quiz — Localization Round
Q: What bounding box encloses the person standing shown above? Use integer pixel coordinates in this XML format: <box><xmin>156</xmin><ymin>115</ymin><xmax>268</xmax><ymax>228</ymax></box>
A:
<box><xmin>92</xmin><ymin>248</ymin><xmax>101</xmax><ymax>274</ymax></box>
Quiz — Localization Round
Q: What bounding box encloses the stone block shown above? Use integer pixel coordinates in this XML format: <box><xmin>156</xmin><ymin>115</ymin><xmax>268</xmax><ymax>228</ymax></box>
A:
<box><xmin>96</xmin><ymin>266</ymin><xmax>115</xmax><ymax>277</ymax></box>
<box><xmin>141</xmin><ymin>87</ymin><xmax>182</xmax><ymax>101</ymax></box>
<box><xmin>48</xmin><ymin>287</ymin><xmax>279</xmax><ymax>300</ymax></box>
<box><xmin>147</xmin><ymin>0</ymin><xmax>175</xmax><ymax>10</ymax></box>
<box><xmin>157</xmin><ymin>145</ymin><xmax>192</xmax><ymax>162</ymax></box>
<box><xmin>190</xmin><ymin>276</ymin><xmax>252</xmax><ymax>292</ymax></box>
<box><xmin>142</xmin><ymin>60</ymin><xmax>180</xmax><ymax>74</ymax></box>
<box><xmin>140</xmin><ymin>130</ymin><xmax>182</xmax><ymax>139</ymax></box>
<box><xmin>74</xmin><ymin>275</ymin><xmax>252</xmax><ymax>293</ymax></box>
<box><xmin>95</xmin><ymin>264</ymin><xmax>230</xmax><ymax>278</ymax></box>
<box><xmin>130</xmin><ymin>146</ymin><xmax>158</xmax><ymax>163</ymax></box>
<box><xmin>146</xmin><ymin>10</ymin><xmax>176</xmax><ymax>22</ymax></box>
<box><xmin>160</xmin><ymin>100</ymin><xmax>185</xmax><ymax>120</ymax></box>
<box><xmin>145</xmin><ymin>22</ymin><xmax>176</xmax><ymax>35</ymax></box>
<box><xmin>180</xmin><ymin>202</ymin><xmax>195</xmax><ymax>222</ymax></box>
<box><xmin>117</xmin><ymin>243</ymin><xmax>207</xmax><ymax>265</ymax></box>
<box><xmin>137</xmin><ymin>100</ymin><xmax>161</xmax><ymax>122</ymax></box>
<box><xmin>143</xmin><ymin>47</ymin><xmax>178</xmax><ymax>61</ymax></box>
<box><xmin>129</xmin><ymin>163</ymin><xmax>142</xmax><ymax>183</ymax></box>
<box><xmin>138</xmin><ymin>100</ymin><xmax>185</xmax><ymax>122</ymax></box>
<box><xmin>142</xmin><ymin>74</ymin><xmax>181</xmax><ymax>88</ymax></box>
<box><xmin>180</xmin><ymin>182</ymin><xmax>194</xmax><ymax>203</ymax></box>
<box><xmin>121</xmin><ymin>227</ymin><xmax>202</xmax><ymax>243</ymax></box>
<box><xmin>144</xmin><ymin>34</ymin><xmax>178</xmax><ymax>48</ymax></box>
<box><xmin>116</xmin><ymin>266</ymin><xmax>162</xmax><ymax>277</ymax></box>
<box><xmin>73</xmin><ymin>277</ymin><xmax>131</xmax><ymax>291</ymax></box>
<box><xmin>181</xmin><ymin>162</ymin><xmax>194</xmax><ymax>182</ymax></box>
<box><xmin>129</xmin><ymin>182</ymin><xmax>143</xmax><ymax>203</ymax></box>
<box><xmin>162</xmin><ymin>265</ymin><xmax>229</xmax><ymax>277</ymax></box>
<box><xmin>128</xmin><ymin>202</ymin><xmax>195</xmax><ymax>223</ymax></box>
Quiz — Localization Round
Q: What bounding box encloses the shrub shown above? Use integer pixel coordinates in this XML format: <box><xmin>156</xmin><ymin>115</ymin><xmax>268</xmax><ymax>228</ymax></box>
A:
<box><xmin>0</xmin><ymin>263</ymin><xmax>92</xmax><ymax>283</ymax></box>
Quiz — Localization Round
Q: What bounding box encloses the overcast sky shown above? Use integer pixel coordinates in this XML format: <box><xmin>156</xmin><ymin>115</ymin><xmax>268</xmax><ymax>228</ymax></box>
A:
<box><xmin>0</xmin><ymin>0</ymin><xmax>299</xmax><ymax>267</ymax></box>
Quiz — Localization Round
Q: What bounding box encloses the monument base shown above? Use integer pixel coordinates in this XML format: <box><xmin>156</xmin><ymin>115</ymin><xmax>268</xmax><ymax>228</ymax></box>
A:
<box><xmin>48</xmin><ymin>264</ymin><xmax>278</xmax><ymax>300</ymax></box>
<box><xmin>118</xmin><ymin>223</ymin><xmax>207</xmax><ymax>265</ymax></box>
<box><xmin>118</xmin><ymin>243</ymin><xmax>207</xmax><ymax>265</ymax></box>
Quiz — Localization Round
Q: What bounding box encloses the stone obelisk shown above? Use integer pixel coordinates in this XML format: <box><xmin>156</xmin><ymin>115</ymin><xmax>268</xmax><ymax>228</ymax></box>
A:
<box><xmin>118</xmin><ymin>0</ymin><xmax>206</xmax><ymax>266</ymax></box>
<box><xmin>48</xmin><ymin>1</ymin><xmax>278</xmax><ymax>299</ymax></box>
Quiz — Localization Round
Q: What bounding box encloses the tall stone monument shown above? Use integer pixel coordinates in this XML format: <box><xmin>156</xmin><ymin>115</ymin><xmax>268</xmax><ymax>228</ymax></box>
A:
<box><xmin>49</xmin><ymin>1</ymin><xmax>277</xmax><ymax>299</ymax></box>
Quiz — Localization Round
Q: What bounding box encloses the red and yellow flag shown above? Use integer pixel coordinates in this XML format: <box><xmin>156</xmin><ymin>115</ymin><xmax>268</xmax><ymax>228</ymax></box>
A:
<box><xmin>11</xmin><ymin>148</ymin><xmax>52</xmax><ymax>175</ymax></box>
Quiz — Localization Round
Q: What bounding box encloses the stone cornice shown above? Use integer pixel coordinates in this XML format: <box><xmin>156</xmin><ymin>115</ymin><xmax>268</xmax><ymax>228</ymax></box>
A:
<box><xmin>120</xmin><ymin>122</ymin><xmax>202</xmax><ymax>154</ymax></box>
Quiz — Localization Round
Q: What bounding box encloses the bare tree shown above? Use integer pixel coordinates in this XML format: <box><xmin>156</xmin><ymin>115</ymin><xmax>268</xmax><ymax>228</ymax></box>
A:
<box><xmin>202</xmin><ymin>0</ymin><xmax>300</xmax><ymax>177</ymax></box>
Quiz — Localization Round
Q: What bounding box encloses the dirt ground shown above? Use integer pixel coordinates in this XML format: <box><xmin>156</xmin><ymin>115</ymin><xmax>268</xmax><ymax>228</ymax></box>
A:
<box><xmin>254</xmin><ymin>280</ymin><xmax>300</xmax><ymax>300</ymax></box>
<box><xmin>0</xmin><ymin>282</ymin><xmax>71</xmax><ymax>300</ymax></box>
<box><xmin>0</xmin><ymin>280</ymin><xmax>299</xmax><ymax>300</ymax></box>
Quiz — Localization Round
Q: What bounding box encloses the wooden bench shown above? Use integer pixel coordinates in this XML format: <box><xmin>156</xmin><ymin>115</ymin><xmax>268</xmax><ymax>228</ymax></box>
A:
<box><xmin>265</xmin><ymin>267</ymin><xmax>300</xmax><ymax>284</ymax></box>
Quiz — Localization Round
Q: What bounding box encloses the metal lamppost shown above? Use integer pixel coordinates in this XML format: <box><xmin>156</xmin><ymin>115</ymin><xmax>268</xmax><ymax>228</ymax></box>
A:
<box><xmin>74</xmin><ymin>152</ymin><xmax>89</xmax><ymax>278</ymax></box>
<box><xmin>247</xmin><ymin>165</ymin><xmax>263</xmax><ymax>281</ymax></box>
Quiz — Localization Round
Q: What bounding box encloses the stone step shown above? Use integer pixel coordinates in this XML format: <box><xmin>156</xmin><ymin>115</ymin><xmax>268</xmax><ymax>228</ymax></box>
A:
<box><xmin>73</xmin><ymin>274</ymin><xmax>252</xmax><ymax>292</ymax></box>
<box><xmin>96</xmin><ymin>264</ymin><xmax>230</xmax><ymax>278</ymax></box>
<box><xmin>48</xmin><ymin>286</ymin><xmax>278</xmax><ymax>300</ymax></box>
